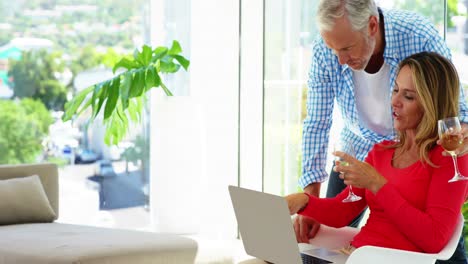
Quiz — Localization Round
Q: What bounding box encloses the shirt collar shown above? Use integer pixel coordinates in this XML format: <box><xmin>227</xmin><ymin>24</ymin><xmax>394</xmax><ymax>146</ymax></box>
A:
<box><xmin>380</xmin><ymin>8</ymin><xmax>400</xmax><ymax>66</ymax></box>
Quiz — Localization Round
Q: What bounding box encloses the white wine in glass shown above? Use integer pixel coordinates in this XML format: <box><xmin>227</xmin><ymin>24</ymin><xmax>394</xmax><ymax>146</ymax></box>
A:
<box><xmin>438</xmin><ymin>117</ymin><xmax>467</xmax><ymax>182</ymax></box>
<box><xmin>334</xmin><ymin>142</ymin><xmax>362</xmax><ymax>203</ymax></box>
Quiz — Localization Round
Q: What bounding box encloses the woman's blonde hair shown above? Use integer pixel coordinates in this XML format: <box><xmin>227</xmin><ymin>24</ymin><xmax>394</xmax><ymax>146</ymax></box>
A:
<box><xmin>393</xmin><ymin>51</ymin><xmax>460</xmax><ymax>166</ymax></box>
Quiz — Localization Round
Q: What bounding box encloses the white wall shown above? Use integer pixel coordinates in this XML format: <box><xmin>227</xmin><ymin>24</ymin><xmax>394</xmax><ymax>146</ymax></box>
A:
<box><xmin>149</xmin><ymin>0</ymin><xmax>240</xmax><ymax>239</ymax></box>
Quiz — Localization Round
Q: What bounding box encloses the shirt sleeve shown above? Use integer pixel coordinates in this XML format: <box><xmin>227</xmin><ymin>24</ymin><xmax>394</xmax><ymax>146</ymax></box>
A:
<box><xmin>298</xmin><ymin>187</ymin><xmax>367</xmax><ymax>227</ymax></box>
<box><xmin>373</xmin><ymin>150</ymin><xmax>468</xmax><ymax>253</ymax></box>
<box><xmin>299</xmin><ymin>39</ymin><xmax>336</xmax><ymax>188</ymax></box>
<box><xmin>298</xmin><ymin>143</ymin><xmax>371</xmax><ymax>227</ymax></box>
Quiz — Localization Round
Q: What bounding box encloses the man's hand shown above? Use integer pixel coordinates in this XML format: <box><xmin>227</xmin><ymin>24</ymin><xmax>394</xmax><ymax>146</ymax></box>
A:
<box><xmin>291</xmin><ymin>183</ymin><xmax>321</xmax><ymax>243</ymax></box>
<box><xmin>285</xmin><ymin>193</ymin><xmax>309</xmax><ymax>215</ymax></box>
<box><xmin>437</xmin><ymin>123</ymin><xmax>468</xmax><ymax>156</ymax></box>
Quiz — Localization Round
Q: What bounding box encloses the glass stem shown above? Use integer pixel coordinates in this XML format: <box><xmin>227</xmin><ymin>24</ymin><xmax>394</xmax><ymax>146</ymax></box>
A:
<box><xmin>451</xmin><ymin>154</ymin><xmax>462</xmax><ymax>176</ymax></box>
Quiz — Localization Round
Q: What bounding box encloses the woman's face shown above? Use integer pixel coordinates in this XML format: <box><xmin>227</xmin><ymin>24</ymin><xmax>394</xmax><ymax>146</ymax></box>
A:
<box><xmin>391</xmin><ymin>65</ymin><xmax>424</xmax><ymax>133</ymax></box>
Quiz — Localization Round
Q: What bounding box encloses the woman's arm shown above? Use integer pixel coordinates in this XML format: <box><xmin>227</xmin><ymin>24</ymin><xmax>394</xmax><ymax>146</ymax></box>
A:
<box><xmin>374</xmin><ymin>150</ymin><xmax>468</xmax><ymax>253</ymax></box>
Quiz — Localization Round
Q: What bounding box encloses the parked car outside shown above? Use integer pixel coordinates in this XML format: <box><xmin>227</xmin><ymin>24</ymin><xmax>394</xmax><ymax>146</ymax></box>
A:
<box><xmin>94</xmin><ymin>160</ymin><xmax>116</xmax><ymax>177</ymax></box>
<box><xmin>75</xmin><ymin>149</ymin><xmax>99</xmax><ymax>164</ymax></box>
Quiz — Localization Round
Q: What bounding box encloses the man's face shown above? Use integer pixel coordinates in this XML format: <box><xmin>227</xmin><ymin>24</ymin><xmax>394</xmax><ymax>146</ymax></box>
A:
<box><xmin>321</xmin><ymin>15</ymin><xmax>377</xmax><ymax>71</ymax></box>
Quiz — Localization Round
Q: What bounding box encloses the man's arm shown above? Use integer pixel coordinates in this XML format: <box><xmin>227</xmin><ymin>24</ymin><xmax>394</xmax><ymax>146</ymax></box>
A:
<box><xmin>294</xmin><ymin>38</ymin><xmax>336</xmax><ymax>243</ymax></box>
<box><xmin>303</xmin><ymin>182</ymin><xmax>321</xmax><ymax>197</ymax></box>
<box><xmin>299</xmin><ymin>38</ymin><xmax>336</xmax><ymax>189</ymax></box>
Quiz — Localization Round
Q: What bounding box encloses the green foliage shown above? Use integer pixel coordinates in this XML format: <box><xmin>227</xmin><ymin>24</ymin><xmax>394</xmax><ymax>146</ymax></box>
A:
<box><xmin>394</xmin><ymin>0</ymin><xmax>461</xmax><ymax>27</ymax></box>
<box><xmin>39</xmin><ymin>80</ymin><xmax>68</xmax><ymax>110</ymax></box>
<box><xmin>69</xmin><ymin>46</ymin><xmax>103</xmax><ymax>76</ymax></box>
<box><xmin>0</xmin><ymin>32</ymin><xmax>12</xmax><ymax>46</ymax></box>
<box><xmin>19</xmin><ymin>98</ymin><xmax>54</xmax><ymax>134</ymax></box>
<box><xmin>463</xmin><ymin>203</ymin><xmax>468</xmax><ymax>254</ymax></box>
<box><xmin>1</xmin><ymin>0</ymin><xmax>146</xmax><ymax>52</ymax></box>
<box><xmin>447</xmin><ymin>0</ymin><xmax>463</xmax><ymax>27</ymax></box>
<box><xmin>121</xmin><ymin>135</ymin><xmax>149</xmax><ymax>165</ymax></box>
<box><xmin>0</xmin><ymin>99</ymin><xmax>51</xmax><ymax>164</ymax></box>
<box><xmin>45</xmin><ymin>156</ymin><xmax>69</xmax><ymax>167</ymax></box>
<box><xmin>63</xmin><ymin>41</ymin><xmax>190</xmax><ymax>145</ymax></box>
<box><xmin>8</xmin><ymin>50</ymin><xmax>69</xmax><ymax>110</ymax></box>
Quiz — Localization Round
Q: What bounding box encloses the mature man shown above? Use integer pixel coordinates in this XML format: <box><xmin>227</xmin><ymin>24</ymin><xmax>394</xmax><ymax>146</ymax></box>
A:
<box><xmin>298</xmin><ymin>0</ymin><xmax>468</xmax><ymax>263</ymax></box>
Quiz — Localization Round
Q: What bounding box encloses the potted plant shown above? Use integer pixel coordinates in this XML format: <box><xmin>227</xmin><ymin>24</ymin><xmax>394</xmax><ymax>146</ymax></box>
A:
<box><xmin>62</xmin><ymin>40</ymin><xmax>190</xmax><ymax>145</ymax></box>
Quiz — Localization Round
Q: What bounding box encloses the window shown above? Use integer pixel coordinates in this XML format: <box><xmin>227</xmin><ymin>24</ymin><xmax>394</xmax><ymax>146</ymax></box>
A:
<box><xmin>263</xmin><ymin>0</ymin><xmax>327</xmax><ymax>196</ymax></box>
<box><xmin>0</xmin><ymin>0</ymin><xmax>151</xmax><ymax>230</ymax></box>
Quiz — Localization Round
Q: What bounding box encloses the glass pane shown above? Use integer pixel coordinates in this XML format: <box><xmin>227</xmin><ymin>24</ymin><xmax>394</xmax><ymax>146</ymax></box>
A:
<box><xmin>160</xmin><ymin>0</ymin><xmax>191</xmax><ymax>96</ymax></box>
<box><xmin>376</xmin><ymin>0</ymin><xmax>446</xmax><ymax>32</ymax></box>
<box><xmin>0</xmin><ymin>1</ymin><xmax>151</xmax><ymax>230</ymax></box>
<box><xmin>447</xmin><ymin>1</ymin><xmax>468</xmax><ymax>94</ymax></box>
<box><xmin>447</xmin><ymin>2</ymin><xmax>468</xmax><ymax>250</ymax></box>
<box><xmin>263</xmin><ymin>0</ymin><xmax>317</xmax><ymax>195</ymax></box>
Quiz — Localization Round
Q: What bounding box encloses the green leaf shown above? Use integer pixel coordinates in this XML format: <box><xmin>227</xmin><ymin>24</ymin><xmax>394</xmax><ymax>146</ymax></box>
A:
<box><xmin>92</xmin><ymin>82</ymin><xmax>109</xmax><ymax>118</ymax></box>
<box><xmin>144</xmin><ymin>66</ymin><xmax>161</xmax><ymax>91</ymax></box>
<box><xmin>62</xmin><ymin>86</ymin><xmax>93</xmax><ymax>121</ymax></box>
<box><xmin>160</xmin><ymin>82</ymin><xmax>173</xmax><ymax>96</ymax></box>
<box><xmin>152</xmin><ymin>47</ymin><xmax>168</xmax><ymax>63</ymax></box>
<box><xmin>173</xmin><ymin>55</ymin><xmax>190</xmax><ymax>70</ymax></box>
<box><xmin>105</xmin><ymin>105</ymin><xmax>128</xmax><ymax>145</ymax></box>
<box><xmin>76</xmin><ymin>96</ymin><xmax>93</xmax><ymax>117</ymax></box>
<box><xmin>104</xmin><ymin>79</ymin><xmax>120</xmax><ymax>120</ymax></box>
<box><xmin>91</xmin><ymin>84</ymin><xmax>101</xmax><ymax>114</ymax></box>
<box><xmin>105</xmin><ymin>112</ymin><xmax>122</xmax><ymax>145</ymax></box>
<box><xmin>127</xmin><ymin>98</ymin><xmax>141</xmax><ymax>123</ymax></box>
<box><xmin>160</xmin><ymin>60</ymin><xmax>180</xmax><ymax>73</ymax></box>
<box><xmin>129</xmin><ymin>70</ymin><xmax>145</xmax><ymax>98</ymax></box>
<box><xmin>120</xmin><ymin>72</ymin><xmax>133</xmax><ymax>110</ymax></box>
<box><xmin>65</xmin><ymin>42</ymin><xmax>189</xmax><ymax>146</ymax></box>
<box><xmin>139</xmin><ymin>45</ymin><xmax>153</xmax><ymax>66</ymax></box>
<box><xmin>95</xmin><ymin>81</ymin><xmax>110</xmax><ymax>117</ymax></box>
<box><xmin>145</xmin><ymin>67</ymin><xmax>155</xmax><ymax>91</ymax></box>
<box><xmin>168</xmin><ymin>40</ymin><xmax>182</xmax><ymax>55</ymax></box>
<box><xmin>112</xmin><ymin>58</ymin><xmax>138</xmax><ymax>73</ymax></box>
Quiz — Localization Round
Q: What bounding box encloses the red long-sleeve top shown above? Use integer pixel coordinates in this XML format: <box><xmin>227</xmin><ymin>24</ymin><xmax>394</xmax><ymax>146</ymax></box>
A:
<box><xmin>299</xmin><ymin>141</ymin><xmax>468</xmax><ymax>253</ymax></box>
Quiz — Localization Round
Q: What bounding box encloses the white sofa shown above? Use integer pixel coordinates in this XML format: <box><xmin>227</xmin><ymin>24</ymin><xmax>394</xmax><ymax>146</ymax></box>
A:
<box><xmin>0</xmin><ymin>163</ymin><xmax>198</xmax><ymax>264</ymax></box>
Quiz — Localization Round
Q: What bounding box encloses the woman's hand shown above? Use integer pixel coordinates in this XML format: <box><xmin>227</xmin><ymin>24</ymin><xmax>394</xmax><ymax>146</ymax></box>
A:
<box><xmin>333</xmin><ymin>150</ymin><xmax>387</xmax><ymax>194</ymax></box>
<box><xmin>285</xmin><ymin>193</ymin><xmax>309</xmax><ymax>215</ymax></box>
<box><xmin>437</xmin><ymin>123</ymin><xmax>468</xmax><ymax>156</ymax></box>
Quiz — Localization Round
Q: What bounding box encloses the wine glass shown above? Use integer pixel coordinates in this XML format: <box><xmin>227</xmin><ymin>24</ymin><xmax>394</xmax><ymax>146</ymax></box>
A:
<box><xmin>334</xmin><ymin>142</ymin><xmax>362</xmax><ymax>202</ymax></box>
<box><xmin>438</xmin><ymin>117</ymin><xmax>467</xmax><ymax>182</ymax></box>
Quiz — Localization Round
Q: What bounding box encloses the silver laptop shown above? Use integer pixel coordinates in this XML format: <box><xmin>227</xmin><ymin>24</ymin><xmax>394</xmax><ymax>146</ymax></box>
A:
<box><xmin>228</xmin><ymin>185</ymin><xmax>348</xmax><ymax>264</ymax></box>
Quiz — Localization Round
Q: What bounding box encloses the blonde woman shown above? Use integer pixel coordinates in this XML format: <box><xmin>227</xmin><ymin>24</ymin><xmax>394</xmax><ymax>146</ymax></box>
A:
<box><xmin>287</xmin><ymin>51</ymin><xmax>468</xmax><ymax>254</ymax></box>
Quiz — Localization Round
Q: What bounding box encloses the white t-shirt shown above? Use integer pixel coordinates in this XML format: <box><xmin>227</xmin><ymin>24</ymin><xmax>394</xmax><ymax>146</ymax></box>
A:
<box><xmin>352</xmin><ymin>63</ymin><xmax>393</xmax><ymax>136</ymax></box>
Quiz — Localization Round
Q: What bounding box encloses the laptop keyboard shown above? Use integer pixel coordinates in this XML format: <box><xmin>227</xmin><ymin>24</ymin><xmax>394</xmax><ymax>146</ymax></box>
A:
<box><xmin>300</xmin><ymin>253</ymin><xmax>333</xmax><ymax>264</ymax></box>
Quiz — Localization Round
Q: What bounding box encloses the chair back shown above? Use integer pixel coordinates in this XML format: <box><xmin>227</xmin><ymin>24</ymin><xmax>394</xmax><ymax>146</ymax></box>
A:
<box><xmin>346</xmin><ymin>213</ymin><xmax>465</xmax><ymax>264</ymax></box>
<box><xmin>436</xmin><ymin>213</ymin><xmax>464</xmax><ymax>260</ymax></box>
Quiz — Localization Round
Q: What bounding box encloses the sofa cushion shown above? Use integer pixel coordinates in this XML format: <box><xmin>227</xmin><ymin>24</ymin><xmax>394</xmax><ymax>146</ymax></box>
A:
<box><xmin>0</xmin><ymin>175</ymin><xmax>56</xmax><ymax>225</ymax></box>
<box><xmin>0</xmin><ymin>223</ymin><xmax>198</xmax><ymax>264</ymax></box>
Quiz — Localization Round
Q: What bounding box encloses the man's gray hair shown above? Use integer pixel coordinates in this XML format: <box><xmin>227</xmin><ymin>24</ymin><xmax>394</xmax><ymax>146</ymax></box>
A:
<box><xmin>317</xmin><ymin>0</ymin><xmax>379</xmax><ymax>32</ymax></box>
